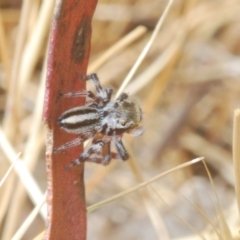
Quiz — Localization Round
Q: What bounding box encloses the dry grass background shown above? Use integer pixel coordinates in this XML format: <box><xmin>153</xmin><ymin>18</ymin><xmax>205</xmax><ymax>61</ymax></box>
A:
<box><xmin>0</xmin><ymin>0</ymin><xmax>240</xmax><ymax>239</ymax></box>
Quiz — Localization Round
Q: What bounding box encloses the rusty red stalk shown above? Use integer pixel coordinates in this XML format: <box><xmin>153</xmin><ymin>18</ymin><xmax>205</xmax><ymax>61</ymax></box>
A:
<box><xmin>43</xmin><ymin>0</ymin><xmax>97</xmax><ymax>239</ymax></box>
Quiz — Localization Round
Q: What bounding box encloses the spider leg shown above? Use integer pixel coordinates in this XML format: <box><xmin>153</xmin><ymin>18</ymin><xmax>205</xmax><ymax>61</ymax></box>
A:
<box><xmin>81</xmin><ymin>136</ymin><xmax>112</xmax><ymax>165</ymax></box>
<box><xmin>78</xmin><ymin>154</ymin><xmax>111</xmax><ymax>164</ymax></box>
<box><xmin>77</xmin><ymin>151</ymin><xmax>123</xmax><ymax>165</ymax></box>
<box><xmin>116</xmin><ymin>92</ymin><xmax>128</xmax><ymax>101</ymax></box>
<box><xmin>101</xmin><ymin>141</ymin><xmax>112</xmax><ymax>165</ymax></box>
<box><xmin>66</xmin><ymin>139</ymin><xmax>106</xmax><ymax>169</ymax></box>
<box><xmin>81</xmin><ymin>73</ymin><xmax>113</xmax><ymax>103</ymax></box>
<box><xmin>60</xmin><ymin>90</ymin><xmax>99</xmax><ymax>102</ymax></box>
<box><xmin>53</xmin><ymin>131</ymin><xmax>95</xmax><ymax>153</ymax></box>
<box><xmin>115</xmin><ymin>137</ymin><xmax>129</xmax><ymax>161</ymax></box>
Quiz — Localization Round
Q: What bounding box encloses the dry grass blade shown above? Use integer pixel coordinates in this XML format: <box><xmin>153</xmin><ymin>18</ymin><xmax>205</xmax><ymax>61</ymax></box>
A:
<box><xmin>88</xmin><ymin>25</ymin><xmax>147</xmax><ymax>73</ymax></box>
<box><xmin>180</xmin><ymin>131</ymin><xmax>234</xmax><ymax>186</ymax></box>
<box><xmin>126</xmin><ymin>32</ymin><xmax>185</xmax><ymax>95</ymax></box>
<box><xmin>0</xmin><ymin>153</ymin><xmax>20</xmax><ymax>188</ymax></box>
<box><xmin>87</xmin><ymin>157</ymin><xmax>203</xmax><ymax>212</ymax></box>
<box><xmin>3</xmin><ymin>0</ymin><xmax>33</xmax><ymax>137</ymax></box>
<box><xmin>33</xmin><ymin>231</ymin><xmax>45</xmax><ymax>240</ymax></box>
<box><xmin>0</xmin><ymin>2</ymin><xmax>39</xmax><ymax>232</ymax></box>
<box><xmin>12</xmin><ymin>192</ymin><xmax>46</xmax><ymax>240</ymax></box>
<box><xmin>3</xmin><ymin>58</ymin><xmax>47</xmax><ymax>240</ymax></box>
<box><xmin>202</xmin><ymin>160</ymin><xmax>233</xmax><ymax>239</ymax></box>
<box><xmin>181</xmin><ymin>194</ymin><xmax>222</xmax><ymax>239</ymax></box>
<box><xmin>0</xmin><ymin>10</ymin><xmax>10</xmax><ymax>89</ymax></box>
<box><xmin>141</xmin><ymin>196</ymin><xmax>170</xmax><ymax>240</ymax></box>
<box><xmin>233</xmin><ymin>109</ymin><xmax>240</xmax><ymax>217</ymax></box>
<box><xmin>151</xmin><ymin>186</ymin><xmax>206</xmax><ymax>240</ymax></box>
<box><xmin>126</xmin><ymin>146</ymin><xmax>170</xmax><ymax>239</ymax></box>
<box><xmin>23</xmin><ymin>55</ymin><xmax>47</xmax><ymax>165</ymax></box>
<box><xmin>32</xmin><ymin>231</ymin><xmax>45</xmax><ymax>240</ymax></box>
<box><xmin>86</xmin><ymin>162</ymin><xmax>117</xmax><ymax>196</ymax></box>
<box><xmin>18</xmin><ymin>0</ymin><xmax>54</xmax><ymax>107</ymax></box>
<box><xmin>115</xmin><ymin>0</ymin><xmax>174</xmax><ymax>98</ymax></box>
<box><xmin>0</xmin><ymin>128</ymin><xmax>46</xmax><ymax>219</ymax></box>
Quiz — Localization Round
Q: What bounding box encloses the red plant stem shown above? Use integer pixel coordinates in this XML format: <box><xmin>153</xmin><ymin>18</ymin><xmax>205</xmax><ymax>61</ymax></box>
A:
<box><xmin>43</xmin><ymin>0</ymin><xmax>97</xmax><ymax>239</ymax></box>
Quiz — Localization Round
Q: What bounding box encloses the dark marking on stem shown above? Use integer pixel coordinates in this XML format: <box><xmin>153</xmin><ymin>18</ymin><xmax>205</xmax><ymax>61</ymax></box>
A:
<box><xmin>72</xmin><ymin>16</ymin><xmax>90</xmax><ymax>62</ymax></box>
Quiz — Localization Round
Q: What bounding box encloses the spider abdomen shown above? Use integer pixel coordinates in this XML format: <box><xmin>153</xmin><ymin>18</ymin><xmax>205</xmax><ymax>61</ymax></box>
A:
<box><xmin>58</xmin><ymin>106</ymin><xmax>101</xmax><ymax>134</ymax></box>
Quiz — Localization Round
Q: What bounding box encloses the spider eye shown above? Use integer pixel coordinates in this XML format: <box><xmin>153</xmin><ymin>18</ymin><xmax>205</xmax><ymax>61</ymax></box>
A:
<box><xmin>119</xmin><ymin>119</ymin><xmax>126</xmax><ymax>126</ymax></box>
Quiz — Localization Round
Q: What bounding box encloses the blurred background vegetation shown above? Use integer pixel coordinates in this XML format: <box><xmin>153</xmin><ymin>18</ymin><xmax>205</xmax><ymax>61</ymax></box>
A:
<box><xmin>0</xmin><ymin>0</ymin><xmax>239</xmax><ymax>239</ymax></box>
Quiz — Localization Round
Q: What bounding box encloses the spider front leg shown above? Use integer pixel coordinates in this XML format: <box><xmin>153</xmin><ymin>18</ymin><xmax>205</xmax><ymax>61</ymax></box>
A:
<box><xmin>115</xmin><ymin>137</ymin><xmax>129</xmax><ymax>161</ymax></box>
<box><xmin>81</xmin><ymin>73</ymin><xmax>113</xmax><ymax>103</ymax></box>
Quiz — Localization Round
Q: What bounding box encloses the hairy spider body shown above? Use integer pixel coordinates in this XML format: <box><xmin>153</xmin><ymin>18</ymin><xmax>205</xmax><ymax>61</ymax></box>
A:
<box><xmin>55</xmin><ymin>73</ymin><xmax>143</xmax><ymax>169</ymax></box>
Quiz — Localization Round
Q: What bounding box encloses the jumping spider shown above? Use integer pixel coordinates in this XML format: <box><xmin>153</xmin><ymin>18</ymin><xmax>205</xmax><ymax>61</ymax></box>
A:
<box><xmin>55</xmin><ymin>73</ymin><xmax>143</xmax><ymax>169</ymax></box>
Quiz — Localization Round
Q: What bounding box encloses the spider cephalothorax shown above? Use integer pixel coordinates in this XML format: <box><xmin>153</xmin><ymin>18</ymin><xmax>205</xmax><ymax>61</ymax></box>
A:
<box><xmin>55</xmin><ymin>73</ymin><xmax>143</xmax><ymax>169</ymax></box>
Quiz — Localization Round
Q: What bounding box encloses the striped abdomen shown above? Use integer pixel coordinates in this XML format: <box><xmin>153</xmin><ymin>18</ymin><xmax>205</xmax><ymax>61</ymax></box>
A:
<box><xmin>58</xmin><ymin>107</ymin><xmax>101</xmax><ymax>134</ymax></box>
